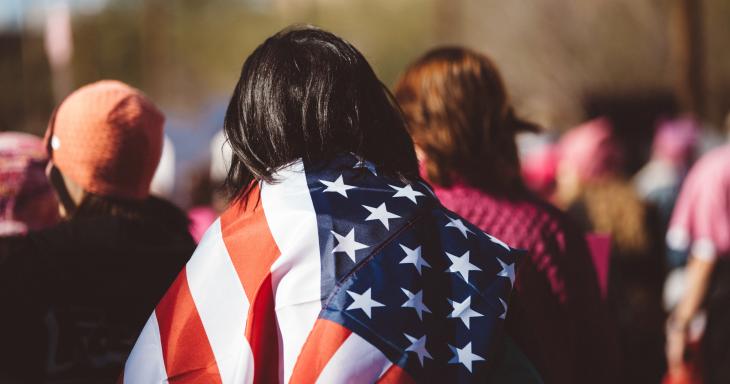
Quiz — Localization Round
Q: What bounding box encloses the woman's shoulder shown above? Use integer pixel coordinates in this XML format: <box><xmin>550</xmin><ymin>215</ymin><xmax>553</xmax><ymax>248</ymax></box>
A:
<box><xmin>492</xmin><ymin>190</ymin><xmax>579</xmax><ymax>238</ymax></box>
<box><xmin>435</xmin><ymin>184</ymin><xmax>582</xmax><ymax>242</ymax></box>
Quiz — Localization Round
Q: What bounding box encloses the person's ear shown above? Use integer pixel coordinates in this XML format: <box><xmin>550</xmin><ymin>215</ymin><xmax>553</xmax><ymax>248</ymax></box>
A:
<box><xmin>61</xmin><ymin>173</ymin><xmax>86</xmax><ymax>205</ymax></box>
<box><xmin>46</xmin><ymin>163</ymin><xmax>81</xmax><ymax>218</ymax></box>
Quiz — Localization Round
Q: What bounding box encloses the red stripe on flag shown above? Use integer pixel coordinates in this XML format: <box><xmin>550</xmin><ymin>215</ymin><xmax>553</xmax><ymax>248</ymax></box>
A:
<box><xmin>221</xmin><ymin>185</ymin><xmax>282</xmax><ymax>383</ymax></box>
<box><xmin>289</xmin><ymin>319</ymin><xmax>353</xmax><ymax>383</ymax></box>
<box><xmin>155</xmin><ymin>268</ymin><xmax>222</xmax><ymax>383</ymax></box>
<box><xmin>245</xmin><ymin>273</ymin><xmax>280</xmax><ymax>383</ymax></box>
<box><xmin>221</xmin><ymin>184</ymin><xmax>280</xmax><ymax>304</ymax></box>
<box><xmin>377</xmin><ymin>364</ymin><xmax>417</xmax><ymax>384</ymax></box>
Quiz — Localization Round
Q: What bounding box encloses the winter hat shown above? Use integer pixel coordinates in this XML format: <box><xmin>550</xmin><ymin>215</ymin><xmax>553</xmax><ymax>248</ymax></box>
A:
<box><xmin>559</xmin><ymin>117</ymin><xmax>624</xmax><ymax>182</ymax></box>
<box><xmin>652</xmin><ymin>117</ymin><xmax>699</xmax><ymax>166</ymax></box>
<box><xmin>45</xmin><ymin>80</ymin><xmax>164</xmax><ymax>200</ymax></box>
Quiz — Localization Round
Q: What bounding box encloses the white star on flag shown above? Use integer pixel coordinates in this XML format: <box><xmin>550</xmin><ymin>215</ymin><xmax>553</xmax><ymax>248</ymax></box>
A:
<box><xmin>448</xmin><ymin>342</ymin><xmax>485</xmax><ymax>372</ymax></box>
<box><xmin>448</xmin><ymin>295</ymin><xmax>484</xmax><ymax>329</ymax></box>
<box><xmin>445</xmin><ymin>216</ymin><xmax>474</xmax><ymax>238</ymax></box>
<box><xmin>497</xmin><ymin>257</ymin><xmax>516</xmax><ymax>285</ymax></box>
<box><xmin>320</xmin><ymin>175</ymin><xmax>356</xmax><ymax>197</ymax></box>
<box><xmin>389</xmin><ymin>184</ymin><xmax>424</xmax><ymax>204</ymax></box>
<box><xmin>399</xmin><ymin>244</ymin><xmax>431</xmax><ymax>274</ymax></box>
<box><xmin>332</xmin><ymin>228</ymin><xmax>368</xmax><ymax>262</ymax></box>
<box><xmin>404</xmin><ymin>334</ymin><xmax>433</xmax><ymax>366</ymax></box>
<box><xmin>486</xmin><ymin>233</ymin><xmax>510</xmax><ymax>250</ymax></box>
<box><xmin>346</xmin><ymin>288</ymin><xmax>384</xmax><ymax>318</ymax></box>
<box><xmin>362</xmin><ymin>203</ymin><xmax>400</xmax><ymax>230</ymax></box>
<box><xmin>445</xmin><ymin>251</ymin><xmax>481</xmax><ymax>283</ymax></box>
<box><xmin>401</xmin><ymin>288</ymin><xmax>432</xmax><ymax>320</ymax></box>
<box><xmin>499</xmin><ymin>297</ymin><xmax>508</xmax><ymax>320</ymax></box>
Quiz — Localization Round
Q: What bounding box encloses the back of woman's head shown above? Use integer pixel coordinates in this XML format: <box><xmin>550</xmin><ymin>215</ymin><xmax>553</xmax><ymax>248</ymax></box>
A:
<box><xmin>224</xmin><ymin>26</ymin><xmax>418</xmax><ymax>198</ymax></box>
<box><xmin>395</xmin><ymin>47</ymin><xmax>534</xmax><ymax>193</ymax></box>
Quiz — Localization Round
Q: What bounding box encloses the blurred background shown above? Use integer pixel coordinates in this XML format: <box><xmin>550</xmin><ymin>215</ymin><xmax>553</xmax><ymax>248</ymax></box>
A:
<box><xmin>2</xmin><ymin>0</ymin><xmax>729</xmax><ymax>206</ymax></box>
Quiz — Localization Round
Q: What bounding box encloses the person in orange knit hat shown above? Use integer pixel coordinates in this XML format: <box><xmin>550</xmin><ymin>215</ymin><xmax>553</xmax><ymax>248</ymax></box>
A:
<box><xmin>45</xmin><ymin>80</ymin><xmax>164</xmax><ymax>211</ymax></box>
<box><xmin>0</xmin><ymin>80</ymin><xmax>195</xmax><ymax>382</ymax></box>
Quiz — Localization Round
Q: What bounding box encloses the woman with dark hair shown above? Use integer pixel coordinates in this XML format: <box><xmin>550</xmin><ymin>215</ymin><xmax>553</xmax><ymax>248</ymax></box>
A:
<box><xmin>394</xmin><ymin>47</ymin><xmax>619</xmax><ymax>384</ymax></box>
<box><xmin>0</xmin><ymin>80</ymin><xmax>195</xmax><ymax>382</ymax></box>
<box><xmin>124</xmin><ymin>26</ymin><xmax>533</xmax><ymax>383</ymax></box>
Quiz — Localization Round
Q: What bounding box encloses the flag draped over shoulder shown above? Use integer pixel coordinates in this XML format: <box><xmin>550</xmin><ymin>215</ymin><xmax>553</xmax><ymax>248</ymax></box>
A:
<box><xmin>123</xmin><ymin>153</ymin><xmax>519</xmax><ymax>383</ymax></box>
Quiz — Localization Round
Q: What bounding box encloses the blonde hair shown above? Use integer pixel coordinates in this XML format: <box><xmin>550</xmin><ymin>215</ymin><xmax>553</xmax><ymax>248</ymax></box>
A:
<box><xmin>581</xmin><ymin>179</ymin><xmax>650</xmax><ymax>257</ymax></box>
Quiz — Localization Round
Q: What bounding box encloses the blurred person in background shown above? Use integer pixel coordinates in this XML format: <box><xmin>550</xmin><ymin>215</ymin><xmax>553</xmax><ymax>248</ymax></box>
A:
<box><xmin>209</xmin><ymin>129</ymin><xmax>233</xmax><ymax>201</ymax></box>
<box><xmin>186</xmin><ymin>130</ymin><xmax>232</xmax><ymax>243</ymax></box>
<box><xmin>517</xmin><ymin>134</ymin><xmax>559</xmax><ymax>202</ymax></box>
<box><xmin>557</xmin><ymin>117</ymin><xmax>666</xmax><ymax>384</ymax></box>
<box><xmin>149</xmin><ymin>135</ymin><xmax>177</xmax><ymax>199</ymax></box>
<box><xmin>394</xmin><ymin>46</ymin><xmax>618</xmax><ymax>384</ymax></box>
<box><xmin>0</xmin><ymin>80</ymin><xmax>195</xmax><ymax>383</ymax></box>
<box><xmin>0</xmin><ymin>132</ymin><xmax>59</xmax><ymax>237</ymax></box>
<box><xmin>634</xmin><ymin>117</ymin><xmax>699</xmax><ymax>269</ymax></box>
<box><xmin>0</xmin><ymin>132</ymin><xmax>59</xmax><ymax>384</ymax></box>
<box><xmin>665</xmin><ymin>142</ymin><xmax>730</xmax><ymax>384</ymax></box>
<box><xmin>124</xmin><ymin>27</ymin><xmax>539</xmax><ymax>383</ymax></box>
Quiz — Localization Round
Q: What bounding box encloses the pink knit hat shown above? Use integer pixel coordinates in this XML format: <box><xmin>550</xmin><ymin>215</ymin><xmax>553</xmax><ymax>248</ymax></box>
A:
<box><xmin>0</xmin><ymin>132</ymin><xmax>58</xmax><ymax>235</ymax></box>
<box><xmin>652</xmin><ymin>117</ymin><xmax>699</xmax><ymax>165</ymax></box>
<box><xmin>45</xmin><ymin>80</ymin><xmax>164</xmax><ymax>200</ymax></box>
<box><xmin>559</xmin><ymin>117</ymin><xmax>624</xmax><ymax>182</ymax></box>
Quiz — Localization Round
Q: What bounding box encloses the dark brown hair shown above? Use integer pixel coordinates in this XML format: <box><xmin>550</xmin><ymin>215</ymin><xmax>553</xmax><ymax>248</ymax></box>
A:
<box><xmin>394</xmin><ymin>47</ymin><xmax>536</xmax><ymax>194</ymax></box>
<box><xmin>224</xmin><ymin>26</ymin><xmax>419</xmax><ymax>199</ymax></box>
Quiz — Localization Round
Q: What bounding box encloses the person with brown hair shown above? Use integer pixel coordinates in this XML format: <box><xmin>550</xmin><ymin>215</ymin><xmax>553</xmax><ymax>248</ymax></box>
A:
<box><xmin>394</xmin><ymin>47</ymin><xmax>618</xmax><ymax>384</ymax></box>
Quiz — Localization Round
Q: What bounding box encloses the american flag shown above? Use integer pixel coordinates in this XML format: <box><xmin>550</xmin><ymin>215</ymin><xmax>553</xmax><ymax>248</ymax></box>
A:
<box><xmin>123</xmin><ymin>153</ymin><xmax>518</xmax><ymax>383</ymax></box>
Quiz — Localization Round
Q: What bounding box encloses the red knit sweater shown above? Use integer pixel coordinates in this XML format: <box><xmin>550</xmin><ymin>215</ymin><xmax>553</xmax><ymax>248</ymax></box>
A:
<box><xmin>431</xmin><ymin>182</ymin><xmax>619</xmax><ymax>384</ymax></box>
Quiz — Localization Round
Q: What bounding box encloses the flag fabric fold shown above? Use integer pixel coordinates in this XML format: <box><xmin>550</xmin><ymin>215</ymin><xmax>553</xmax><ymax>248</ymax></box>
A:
<box><xmin>124</xmin><ymin>153</ymin><xmax>519</xmax><ymax>383</ymax></box>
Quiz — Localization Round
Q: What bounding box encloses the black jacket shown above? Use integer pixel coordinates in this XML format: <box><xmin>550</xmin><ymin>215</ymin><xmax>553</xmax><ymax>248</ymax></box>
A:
<box><xmin>0</xmin><ymin>198</ymin><xmax>195</xmax><ymax>383</ymax></box>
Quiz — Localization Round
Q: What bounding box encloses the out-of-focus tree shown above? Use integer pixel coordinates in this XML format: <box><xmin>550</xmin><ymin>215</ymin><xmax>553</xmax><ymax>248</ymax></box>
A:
<box><xmin>455</xmin><ymin>0</ymin><xmax>729</xmax><ymax>130</ymax></box>
<box><xmin>4</xmin><ymin>0</ymin><xmax>730</xmax><ymax>137</ymax></box>
<box><xmin>704</xmin><ymin>0</ymin><xmax>730</xmax><ymax>126</ymax></box>
<box><xmin>0</xmin><ymin>30</ymin><xmax>53</xmax><ymax>135</ymax></box>
<box><xmin>69</xmin><ymin>0</ymin><xmax>436</xmax><ymax>112</ymax></box>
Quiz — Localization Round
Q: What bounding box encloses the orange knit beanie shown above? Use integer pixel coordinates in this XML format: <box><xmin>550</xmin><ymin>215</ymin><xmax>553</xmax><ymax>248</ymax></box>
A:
<box><xmin>44</xmin><ymin>80</ymin><xmax>164</xmax><ymax>200</ymax></box>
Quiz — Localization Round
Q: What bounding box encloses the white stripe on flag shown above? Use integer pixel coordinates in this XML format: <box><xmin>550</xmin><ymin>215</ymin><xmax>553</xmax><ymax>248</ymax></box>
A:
<box><xmin>124</xmin><ymin>313</ymin><xmax>168</xmax><ymax>384</ymax></box>
<box><xmin>379</xmin><ymin>361</ymin><xmax>395</xmax><ymax>379</ymax></box>
<box><xmin>315</xmin><ymin>332</ymin><xmax>392</xmax><ymax>384</ymax></box>
<box><xmin>185</xmin><ymin>219</ymin><xmax>255</xmax><ymax>384</ymax></box>
<box><xmin>262</xmin><ymin>161</ymin><xmax>323</xmax><ymax>383</ymax></box>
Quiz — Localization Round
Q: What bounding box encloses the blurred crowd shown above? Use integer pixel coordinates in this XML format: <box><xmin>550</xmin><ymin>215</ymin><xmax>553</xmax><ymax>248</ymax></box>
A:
<box><xmin>1</xmin><ymin>24</ymin><xmax>729</xmax><ymax>384</ymax></box>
